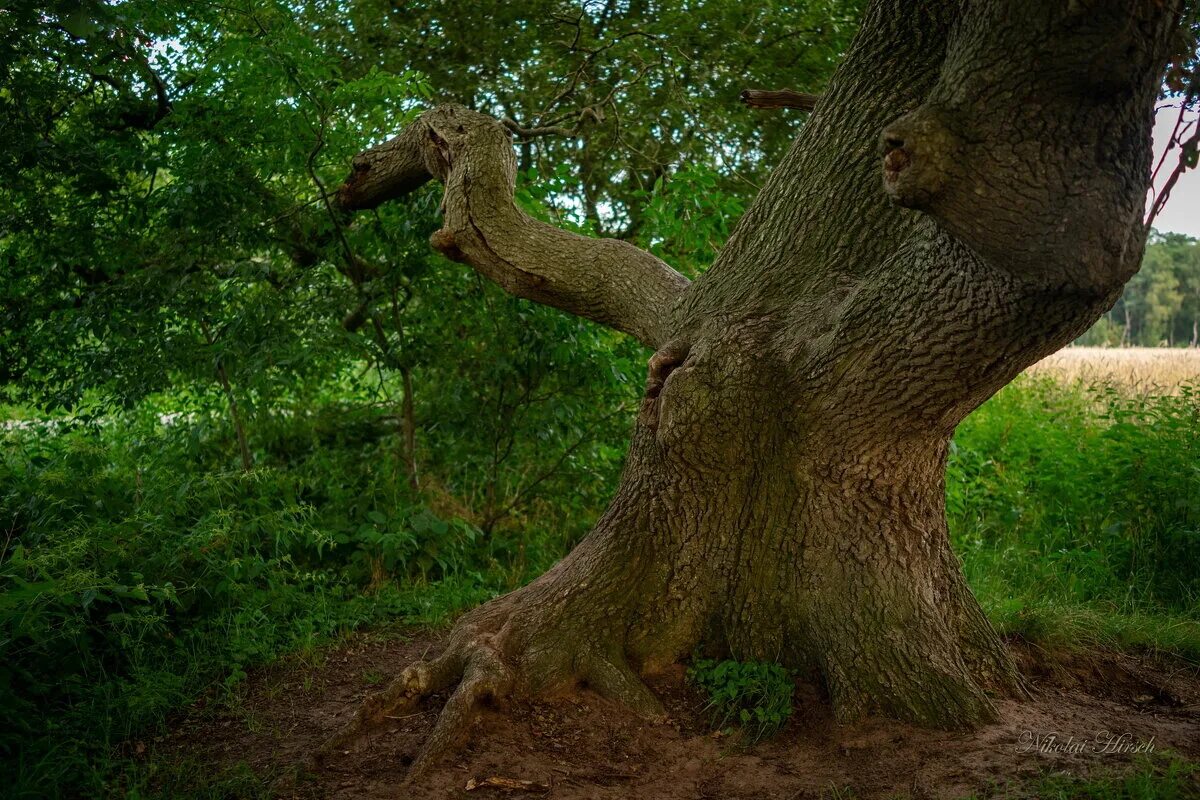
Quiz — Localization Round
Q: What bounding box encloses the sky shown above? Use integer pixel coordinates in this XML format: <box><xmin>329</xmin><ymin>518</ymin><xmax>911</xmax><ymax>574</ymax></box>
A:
<box><xmin>1150</xmin><ymin>102</ymin><xmax>1200</xmax><ymax>238</ymax></box>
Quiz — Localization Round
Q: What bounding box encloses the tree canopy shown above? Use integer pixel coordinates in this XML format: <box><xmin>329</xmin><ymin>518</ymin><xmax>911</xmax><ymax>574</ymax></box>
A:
<box><xmin>0</xmin><ymin>0</ymin><xmax>860</xmax><ymax>406</ymax></box>
<box><xmin>2</xmin><ymin>0</ymin><xmax>1197</xmax><ymax>425</ymax></box>
<box><xmin>0</xmin><ymin>1</ymin><xmax>869</xmax><ymax>520</ymax></box>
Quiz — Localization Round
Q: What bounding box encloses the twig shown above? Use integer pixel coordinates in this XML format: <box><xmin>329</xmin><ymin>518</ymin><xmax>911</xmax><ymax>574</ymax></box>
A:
<box><xmin>1147</xmin><ymin>103</ymin><xmax>1200</xmax><ymax>227</ymax></box>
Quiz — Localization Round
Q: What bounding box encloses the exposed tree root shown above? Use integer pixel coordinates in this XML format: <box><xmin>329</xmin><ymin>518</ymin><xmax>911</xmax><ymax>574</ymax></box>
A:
<box><xmin>580</xmin><ymin>648</ymin><xmax>666</xmax><ymax>718</ymax></box>
<box><xmin>315</xmin><ymin>633</ymin><xmax>505</xmax><ymax>779</ymax></box>
<box><xmin>313</xmin><ymin>593</ymin><xmax>665</xmax><ymax>781</ymax></box>
<box><xmin>311</xmin><ymin>552</ymin><xmax>1029</xmax><ymax>781</ymax></box>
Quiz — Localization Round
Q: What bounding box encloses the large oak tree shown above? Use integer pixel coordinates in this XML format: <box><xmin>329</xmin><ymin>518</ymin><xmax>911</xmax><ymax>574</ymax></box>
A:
<box><xmin>323</xmin><ymin>0</ymin><xmax>1192</xmax><ymax>777</ymax></box>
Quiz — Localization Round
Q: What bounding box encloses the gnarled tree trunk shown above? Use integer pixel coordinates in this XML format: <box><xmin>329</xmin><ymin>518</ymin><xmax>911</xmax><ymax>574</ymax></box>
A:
<box><xmin>326</xmin><ymin>0</ymin><xmax>1182</xmax><ymax>776</ymax></box>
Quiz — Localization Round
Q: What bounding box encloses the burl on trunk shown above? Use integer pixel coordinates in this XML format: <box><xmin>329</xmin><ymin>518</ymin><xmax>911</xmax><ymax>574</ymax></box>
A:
<box><xmin>323</xmin><ymin>0</ymin><xmax>1184</xmax><ymax>778</ymax></box>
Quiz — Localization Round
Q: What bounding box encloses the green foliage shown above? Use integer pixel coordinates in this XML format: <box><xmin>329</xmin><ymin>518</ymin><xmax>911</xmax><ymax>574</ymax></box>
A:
<box><xmin>1</xmin><ymin>0</ymin><xmax>435</xmax><ymax>410</ymax></box>
<box><xmin>686</xmin><ymin>657</ymin><xmax>794</xmax><ymax>743</ymax></box>
<box><xmin>0</xmin><ymin>0</ymin><xmax>862</xmax><ymax>421</ymax></box>
<box><xmin>635</xmin><ymin>165</ymin><xmax>748</xmax><ymax>277</ymax></box>
<box><xmin>0</xmin><ymin>401</ymin><xmax>577</xmax><ymax>797</ymax></box>
<box><xmin>1080</xmin><ymin>232</ymin><xmax>1200</xmax><ymax>347</ymax></box>
<box><xmin>948</xmin><ymin>377</ymin><xmax>1200</xmax><ymax>658</ymax></box>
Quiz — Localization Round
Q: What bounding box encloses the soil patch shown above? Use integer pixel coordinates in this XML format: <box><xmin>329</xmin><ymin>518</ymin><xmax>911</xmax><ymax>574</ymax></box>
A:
<box><xmin>152</xmin><ymin>631</ymin><xmax>1200</xmax><ymax>799</ymax></box>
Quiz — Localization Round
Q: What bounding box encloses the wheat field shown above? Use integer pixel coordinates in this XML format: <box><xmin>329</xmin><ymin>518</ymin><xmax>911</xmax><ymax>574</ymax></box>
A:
<box><xmin>1025</xmin><ymin>347</ymin><xmax>1200</xmax><ymax>393</ymax></box>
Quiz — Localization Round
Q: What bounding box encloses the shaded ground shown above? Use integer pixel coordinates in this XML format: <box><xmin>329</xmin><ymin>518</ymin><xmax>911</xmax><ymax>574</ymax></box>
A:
<box><xmin>151</xmin><ymin>629</ymin><xmax>1200</xmax><ymax>799</ymax></box>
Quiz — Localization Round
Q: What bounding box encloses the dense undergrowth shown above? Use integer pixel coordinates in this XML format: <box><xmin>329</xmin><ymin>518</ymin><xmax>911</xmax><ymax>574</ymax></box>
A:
<box><xmin>1</xmin><ymin>376</ymin><xmax>1198</xmax><ymax>797</ymax></box>
<box><xmin>949</xmin><ymin>380</ymin><xmax>1200</xmax><ymax>658</ymax></box>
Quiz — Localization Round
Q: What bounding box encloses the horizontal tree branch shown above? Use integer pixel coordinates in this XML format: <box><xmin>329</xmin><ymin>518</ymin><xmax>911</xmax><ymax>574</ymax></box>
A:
<box><xmin>336</xmin><ymin>104</ymin><xmax>689</xmax><ymax>348</ymax></box>
<box><xmin>502</xmin><ymin>106</ymin><xmax>603</xmax><ymax>139</ymax></box>
<box><xmin>739</xmin><ymin>89</ymin><xmax>820</xmax><ymax>110</ymax></box>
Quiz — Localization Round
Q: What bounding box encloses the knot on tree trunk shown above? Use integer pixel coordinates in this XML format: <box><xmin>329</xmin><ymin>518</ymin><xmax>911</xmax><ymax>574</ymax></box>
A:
<box><xmin>879</xmin><ymin>106</ymin><xmax>962</xmax><ymax>210</ymax></box>
<box><xmin>430</xmin><ymin>228</ymin><xmax>466</xmax><ymax>262</ymax></box>
<box><xmin>644</xmin><ymin>340</ymin><xmax>692</xmax><ymax>401</ymax></box>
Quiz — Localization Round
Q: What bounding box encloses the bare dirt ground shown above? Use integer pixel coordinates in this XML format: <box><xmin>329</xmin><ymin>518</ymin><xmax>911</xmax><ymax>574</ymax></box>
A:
<box><xmin>153</xmin><ymin>630</ymin><xmax>1200</xmax><ymax>799</ymax></box>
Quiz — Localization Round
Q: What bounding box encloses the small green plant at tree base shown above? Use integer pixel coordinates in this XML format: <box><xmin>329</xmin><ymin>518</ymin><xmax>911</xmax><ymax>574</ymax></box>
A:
<box><xmin>686</xmin><ymin>657</ymin><xmax>795</xmax><ymax>743</ymax></box>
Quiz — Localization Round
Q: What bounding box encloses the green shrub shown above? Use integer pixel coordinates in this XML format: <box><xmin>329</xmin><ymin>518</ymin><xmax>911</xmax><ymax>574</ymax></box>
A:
<box><xmin>686</xmin><ymin>657</ymin><xmax>794</xmax><ymax>743</ymax></box>
<box><xmin>0</xmin><ymin>406</ymin><xmax>530</xmax><ymax>797</ymax></box>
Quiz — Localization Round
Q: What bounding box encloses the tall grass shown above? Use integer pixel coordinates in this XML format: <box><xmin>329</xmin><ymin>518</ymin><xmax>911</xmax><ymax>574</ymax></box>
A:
<box><xmin>1027</xmin><ymin>347</ymin><xmax>1200</xmax><ymax>394</ymax></box>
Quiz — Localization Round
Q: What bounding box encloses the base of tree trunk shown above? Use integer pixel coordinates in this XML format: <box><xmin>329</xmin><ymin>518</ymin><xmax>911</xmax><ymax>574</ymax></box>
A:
<box><xmin>180</xmin><ymin>625</ymin><xmax>1197</xmax><ymax>800</ymax></box>
<box><xmin>318</xmin><ymin>485</ymin><xmax>1026</xmax><ymax>779</ymax></box>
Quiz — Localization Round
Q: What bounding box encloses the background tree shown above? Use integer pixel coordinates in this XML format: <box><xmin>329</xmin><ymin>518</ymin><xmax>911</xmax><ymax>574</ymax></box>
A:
<box><xmin>1</xmin><ymin>0</ymin><xmax>858</xmax><ymax>516</ymax></box>
<box><xmin>1083</xmin><ymin>232</ymin><xmax>1200</xmax><ymax>345</ymax></box>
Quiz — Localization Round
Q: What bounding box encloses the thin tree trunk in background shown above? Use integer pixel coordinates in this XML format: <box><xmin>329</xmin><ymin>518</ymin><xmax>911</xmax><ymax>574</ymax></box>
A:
<box><xmin>1124</xmin><ymin>304</ymin><xmax>1132</xmax><ymax>347</ymax></box>
<box><xmin>200</xmin><ymin>321</ymin><xmax>253</xmax><ymax>473</ymax></box>
<box><xmin>401</xmin><ymin>365</ymin><xmax>418</xmax><ymax>492</ymax></box>
<box><xmin>216</xmin><ymin>362</ymin><xmax>254</xmax><ymax>473</ymax></box>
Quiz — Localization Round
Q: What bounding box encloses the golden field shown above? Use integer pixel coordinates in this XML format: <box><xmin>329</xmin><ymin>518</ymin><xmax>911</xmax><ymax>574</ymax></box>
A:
<box><xmin>1026</xmin><ymin>346</ymin><xmax>1200</xmax><ymax>393</ymax></box>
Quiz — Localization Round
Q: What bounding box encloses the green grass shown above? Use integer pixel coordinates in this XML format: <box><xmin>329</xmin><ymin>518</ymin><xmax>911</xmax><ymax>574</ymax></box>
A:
<box><xmin>1</xmin><ymin>376</ymin><xmax>1197</xmax><ymax>797</ymax></box>
<box><xmin>950</xmin><ymin>377</ymin><xmax>1200</xmax><ymax>661</ymax></box>
<box><xmin>967</xmin><ymin>754</ymin><xmax>1200</xmax><ymax>799</ymax></box>
<box><xmin>1032</xmin><ymin>754</ymin><xmax>1200</xmax><ymax>799</ymax></box>
<box><xmin>120</xmin><ymin>762</ymin><xmax>271</xmax><ymax>800</ymax></box>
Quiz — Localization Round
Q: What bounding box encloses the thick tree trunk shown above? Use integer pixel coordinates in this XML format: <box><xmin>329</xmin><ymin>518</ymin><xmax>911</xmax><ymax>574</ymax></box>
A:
<box><xmin>325</xmin><ymin>0</ymin><xmax>1181</xmax><ymax>776</ymax></box>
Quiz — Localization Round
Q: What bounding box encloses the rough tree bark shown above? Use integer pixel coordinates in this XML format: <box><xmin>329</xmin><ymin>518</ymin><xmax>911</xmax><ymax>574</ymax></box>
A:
<box><xmin>324</xmin><ymin>0</ymin><xmax>1182</xmax><ymax>777</ymax></box>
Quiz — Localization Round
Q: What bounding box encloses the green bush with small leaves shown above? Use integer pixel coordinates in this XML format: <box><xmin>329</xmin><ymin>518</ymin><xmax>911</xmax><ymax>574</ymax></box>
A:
<box><xmin>687</xmin><ymin>657</ymin><xmax>795</xmax><ymax>743</ymax></box>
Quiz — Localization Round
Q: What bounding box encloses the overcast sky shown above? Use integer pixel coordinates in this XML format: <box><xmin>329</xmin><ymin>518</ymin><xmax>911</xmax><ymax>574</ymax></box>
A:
<box><xmin>1150</xmin><ymin>103</ymin><xmax>1199</xmax><ymax>238</ymax></box>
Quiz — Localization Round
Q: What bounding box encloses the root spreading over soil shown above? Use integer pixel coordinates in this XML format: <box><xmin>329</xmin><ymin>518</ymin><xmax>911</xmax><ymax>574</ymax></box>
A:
<box><xmin>154</xmin><ymin>631</ymin><xmax>1200</xmax><ymax>799</ymax></box>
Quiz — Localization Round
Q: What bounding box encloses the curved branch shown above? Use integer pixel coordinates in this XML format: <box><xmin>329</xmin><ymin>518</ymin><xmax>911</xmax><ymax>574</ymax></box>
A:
<box><xmin>336</xmin><ymin>105</ymin><xmax>689</xmax><ymax>348</ymax></box>
<box><xmin>1147</xmin><ymin>92</ymin><xmax>1200</xmax><ymax>227</ymax></box>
